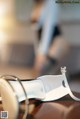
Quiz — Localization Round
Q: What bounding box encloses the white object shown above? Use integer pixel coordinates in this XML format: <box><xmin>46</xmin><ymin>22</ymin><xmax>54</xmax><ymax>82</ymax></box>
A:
<box><xmin>0</xmin><ymin>67</ymin><xmax>80</xmax><ymax>119</ymax></box>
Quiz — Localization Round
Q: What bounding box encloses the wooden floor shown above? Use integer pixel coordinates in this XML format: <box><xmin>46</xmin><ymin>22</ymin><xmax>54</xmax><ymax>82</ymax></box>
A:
<box><xmin>0</xmin><ymin>64</ymin><xmax>37</xmax><ymax>79</ymax></box>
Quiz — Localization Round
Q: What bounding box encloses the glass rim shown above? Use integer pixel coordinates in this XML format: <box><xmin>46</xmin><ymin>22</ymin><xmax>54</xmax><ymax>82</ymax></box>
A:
<box><xmin>0</xmin><ymin>75</ymin><xmax>29</xmax><ymax>119</ymax></box>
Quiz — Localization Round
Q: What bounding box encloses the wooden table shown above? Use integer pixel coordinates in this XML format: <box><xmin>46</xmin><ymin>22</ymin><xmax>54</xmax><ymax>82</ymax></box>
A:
<box><xmin>0</xmin><ymin>99</ymin><xmax>80</xmax><ymax>119</ymax></box>
<box><xmin>28</xmin><ymin>99</ymin><xmax>80</xmax><ymax>119</ymax></box>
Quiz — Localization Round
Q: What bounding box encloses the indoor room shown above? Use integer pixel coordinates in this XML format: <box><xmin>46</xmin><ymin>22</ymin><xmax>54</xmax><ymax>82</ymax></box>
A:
<box><xmin>0</xmin><ymin>0</ymin><xmax>80</xmax><ymax>119</ymax></box>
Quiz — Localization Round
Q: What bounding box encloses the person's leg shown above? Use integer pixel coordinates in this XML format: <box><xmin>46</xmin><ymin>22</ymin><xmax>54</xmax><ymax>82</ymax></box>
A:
<box><xmin>50</xmin><ymin>25</ymin><xmax>62</xmax><ymax>44</ymax></box>
<box><xmin>47</xmin><ymin>25</ymin><xmax>62</xmax><ymax>64</ymax></box>
<box><xmin>39</xmin><ymin>25</ymin><xmax>62</xmax><ymax>75</ymax></box>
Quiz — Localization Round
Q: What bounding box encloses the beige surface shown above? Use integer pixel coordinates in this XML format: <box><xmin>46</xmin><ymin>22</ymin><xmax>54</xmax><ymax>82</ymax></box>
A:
<box><xmin>0</xmin><ymin>65</ymin><xmax>37</xmax><ymax>79</ymax></box>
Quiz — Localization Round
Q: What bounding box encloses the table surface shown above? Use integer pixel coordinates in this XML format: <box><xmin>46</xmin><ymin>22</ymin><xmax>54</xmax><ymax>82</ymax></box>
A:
<box><xmin>0</xmin><ymin>65</ymin><xmax>80</xmax><ymax>119</ymax></box>
<box><xmin>1</xmin><ymin>99</ymin><xmax>80</xmax><ymax>119</ymax></box>
<box><xmin>28</xmin><ymin>99</ymin><xmax>80</xmax><ymax>119</ymax></box>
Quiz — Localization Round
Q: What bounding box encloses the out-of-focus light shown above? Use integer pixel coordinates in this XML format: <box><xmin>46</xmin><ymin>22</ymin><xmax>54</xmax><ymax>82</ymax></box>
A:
<box><xmin>0</xmin><ymin>19</ymin><xmax>6</xmax><ymax>28</ymax></box>
<box><xmin>0</xmin><ymin>31</ymin><xmax>6</xmax><ymax>42</ymax></box>
<box><xmin>0</xmin><ymin>2</ymin><xmax>8</xmax><ymax>16</ymax></box>
<box><xmin>0</xmin><ymin>1</ymin><xmax>8</xmax><ymax>42</ymax></box>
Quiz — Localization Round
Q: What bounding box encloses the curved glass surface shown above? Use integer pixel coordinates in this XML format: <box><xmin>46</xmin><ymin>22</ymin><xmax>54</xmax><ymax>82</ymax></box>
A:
<box><xmin>0</xmin><ymin>75</ymin><xmax>29</xmax><ymax>119</ymax></box>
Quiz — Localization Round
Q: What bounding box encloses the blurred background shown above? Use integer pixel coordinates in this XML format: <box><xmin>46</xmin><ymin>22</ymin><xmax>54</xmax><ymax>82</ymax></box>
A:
<box><xmin>0</xmin><ymin>0</ymin><xmax>80</xmax><ymax>78</ymax></box>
